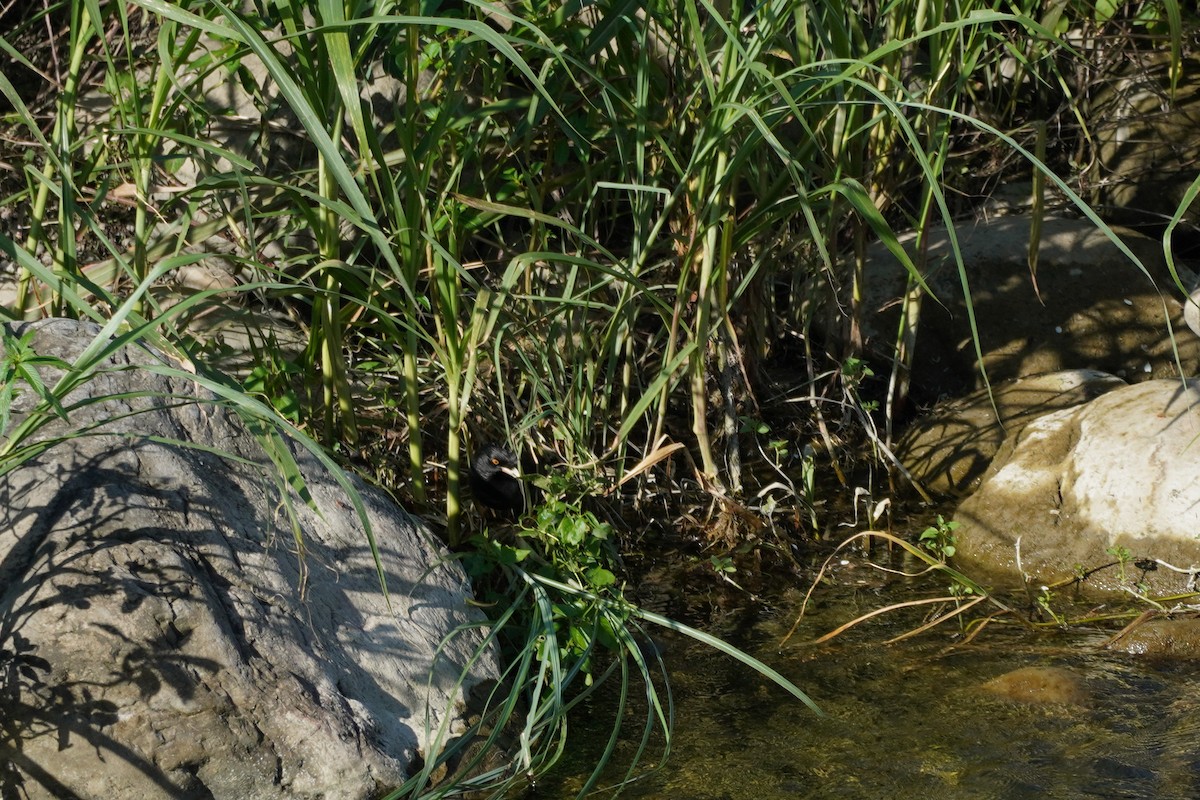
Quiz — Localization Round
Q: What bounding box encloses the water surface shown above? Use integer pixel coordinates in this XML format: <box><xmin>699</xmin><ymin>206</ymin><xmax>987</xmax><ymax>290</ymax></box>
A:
<box><xmin>545</xmin><ymin>561</ymin><xmax>1200</xmax><ymax>799</ymax></box>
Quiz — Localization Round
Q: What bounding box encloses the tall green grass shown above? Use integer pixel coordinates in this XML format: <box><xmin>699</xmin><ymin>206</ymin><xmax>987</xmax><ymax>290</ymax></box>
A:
<box><xmin>2</xmin><ymin>0</ymin><xmax>1185</xmax><ymax>511</ymax></box>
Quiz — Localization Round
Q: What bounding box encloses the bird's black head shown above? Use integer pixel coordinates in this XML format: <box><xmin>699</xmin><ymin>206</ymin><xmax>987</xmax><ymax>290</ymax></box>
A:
<box><xmin>469</xmin><ymin>443</ymin><xmax>525</xmax><ymax>515</ymax></box>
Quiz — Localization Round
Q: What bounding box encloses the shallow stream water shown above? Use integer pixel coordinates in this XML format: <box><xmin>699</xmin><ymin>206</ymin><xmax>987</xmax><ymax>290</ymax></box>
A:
<box><xmin>542</xmin><ymin>553</ymin><xmax>1200</xmax><ymax>800</ymax></box>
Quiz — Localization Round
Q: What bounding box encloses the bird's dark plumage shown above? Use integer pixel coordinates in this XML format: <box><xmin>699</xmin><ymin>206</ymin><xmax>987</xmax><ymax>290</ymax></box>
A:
<box><xmin>469</xmin><ymin>444</ymin><xmax>525</xmax><ymax>516</ymax></box>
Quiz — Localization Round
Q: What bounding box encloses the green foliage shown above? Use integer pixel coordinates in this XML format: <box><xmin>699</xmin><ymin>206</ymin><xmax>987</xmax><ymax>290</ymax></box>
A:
<box><xmin>243</xmin><ymin>355</ymin><xmax>303</xmax><ymax>425</ymax></box>
<box><xmin>0</xmin><ymin>326</ymin><xmax>71</xmax><ymax>436</ymax></box>
<box><xmin>919</xmin><ymin>515</ymin><xmax>960</xmax><ymax>561</ymax></box>
<box><xmin>841</xmin><ymin>357</ymin><xmax>878</xmax><ymax>414</ymax></box>
<box><xmin>710</xmin><ymin>555</ymin><xmax>737</xmax><ymax>576</ymax></box>
<box><xmin>742</xmin><ymin>415</ymin><xmax>820</xmax><ymax>532</ymax></box>
<box><xmin>531</xmin><ymin>499</ymin><xmax>618</xmax><ymax>593</ymax></box>
<box><xmin>1035</xmin><ymin>585</ymin><xmax>1067</xmax><ymax>627</ymax></box>
<box><xmin>463</xmin><ymin>483</ymin><xmax>624</xmax><ymax>685</ymax></box>
<box><xmin>4</xmin><ymin>0</ymin><xmax>1173</xmax><ymax>517</ymax></box>
<box><xmin>841</xmin><ymin>357</ymin><xmax>874</xmax><ymax>385</ymax></box>
<box><xmin>449</xmin><ymin>483</ymin><xmax>819</xmax><ymax>797</ymax></box>
<box><xmin>505</xmin><ymin>471</ymin><xmax>625</xmax><ymax>684</ymax></box>
<box><xmin>1107</xmin><ymin>544</ymin><xmax>1134</xmax><ymax>584</ymax></box>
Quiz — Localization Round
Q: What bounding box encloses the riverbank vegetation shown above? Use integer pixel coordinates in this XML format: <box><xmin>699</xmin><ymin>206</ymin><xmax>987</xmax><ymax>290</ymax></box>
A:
<box><xmin>0</xmin><ymin>0</ymin><xmax>1191</xmax><ymax>795</ymax></box>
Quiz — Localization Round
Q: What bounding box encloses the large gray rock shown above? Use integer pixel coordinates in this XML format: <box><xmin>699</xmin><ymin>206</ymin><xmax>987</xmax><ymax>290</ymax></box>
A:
<box><xmin>954</xmin><ymin>378</ymin><xmax>1200</xmax><ymax>593</ymax></box>
<box><xmin>0</xmin><ymin>319</ymin><xmax>498</xmax><ymax>799</ymax></box>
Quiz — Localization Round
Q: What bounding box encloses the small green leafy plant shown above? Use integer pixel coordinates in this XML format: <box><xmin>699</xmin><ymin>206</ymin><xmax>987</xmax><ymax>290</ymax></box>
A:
<box><xmin>1107</xmin><ymin>545</ymin><xmax>1133</xmax><ymax>584</ymax></box>
<box><xmin>529</xmin><ymin>498</ymin><xmax>618</xmax><ymax>593</ymax></box>
<box><xmin>460</xmin><ymin>466</ymin><xmax>625</xmax><ymax>685</ymax></box>
<box><xmin>919</xmin><ymin>515</ymin><xmax>959</xmax><ymax>561</ymax></box>
<box><xmin>519</xmin><ymin>472</ymin><xmax>623</xmax><ymax>683</ymax></box>
<box><xmin>441</xmin><ymin>459</ymin><xmax>818</xmax><ymax>798</ymax></box>
<box><xmin>842</xmin><ymin>358</ymin><xmax>878</xmax><ymax>413</ymax></box>
<box><xmin>243</xmin><ymin>356</ymin><xmax>303</xmax><ymax>425</ymax></box>
<box><xmin>710</xmin><ymin>554</ymin><xmax>737</xmax><ymax>576</ymax></box>
<box><xmin>0</xmin><ymin>327</ymin><xmax>71</xmax><ymax>437</ymax></box>
<box><xmin>1035</xmin><ymin>585</ymin><xmax>1066</xmax><ymax>627</ymax></box>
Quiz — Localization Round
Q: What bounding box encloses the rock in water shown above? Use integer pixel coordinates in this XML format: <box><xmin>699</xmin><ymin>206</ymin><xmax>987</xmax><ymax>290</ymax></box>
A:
<box><xmin>0</xmin><ymin>319</ymin><xmax>498</xmax><ymax>799</ymax></box>
<box><xmin>954</xmin><ymin>378</ymin><xmax>1200</xmax><ymax>594</ymax></box>
<box><xmin>980</xmin><ymin>666</ymin><xmax>1090</xmax><ymax>707</ymax></box>
<box><xmin>895</xmin><ymin>369</ymin><xmax>1125</xmax><ymax>497</ymax></box>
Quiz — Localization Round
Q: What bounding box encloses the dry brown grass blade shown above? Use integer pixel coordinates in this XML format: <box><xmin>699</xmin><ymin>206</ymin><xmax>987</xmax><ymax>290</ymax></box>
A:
<box><xmin>783</xmin><ymin>529</ymin><xmax>1003</xmax><ymax>646</ymax></box>
<box><xmin>615</xmin><ymin>438</ymin><xmax>686</xmax><ymax>490</ymax></box>
<box><xmin>1098</xmin><ymin>608</ymin><xmax>1160</xmax><ymax>650</ymax></box>
<box><xmin>883</xmin><ymin>593</ymin><xmax>989</xmax><ymax>644</ymax></box>
<box><xmin>783</xmin><ymin>529</ymin><xmax>917</xmax><ymax>644</ymax></box>
<box><xmin>811</xmin><ymin>595</ymin><xmax>964</xmax><ymax>645</ymax></box>
<box><xmin>958</xmin><ymin>610</ymin><xmax>1005</xmax><ymax>646</ymax></box>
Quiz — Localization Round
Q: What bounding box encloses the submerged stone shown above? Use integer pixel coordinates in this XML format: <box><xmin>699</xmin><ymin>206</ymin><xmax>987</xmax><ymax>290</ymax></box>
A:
<box><xmin>980</xmin><ymin>665</ymin><xmax>1090</xmax><ymax>707</ymax></box>
<box><xmin>1107</xmin><ymin>619</ymin><xmax>1200</xmax><ymax>658</ymax></box>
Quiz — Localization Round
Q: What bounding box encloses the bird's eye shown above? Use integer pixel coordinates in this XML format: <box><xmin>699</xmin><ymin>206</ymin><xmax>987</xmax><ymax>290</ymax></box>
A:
<box><xmin>491</xmin><ymin>458</ymin><xmax>500</xmax><ymax>466</ymax></box>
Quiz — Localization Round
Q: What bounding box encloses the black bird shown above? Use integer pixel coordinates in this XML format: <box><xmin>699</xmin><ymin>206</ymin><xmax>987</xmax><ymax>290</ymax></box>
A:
<box><xmin>469</xmin><ymin>443</ymin><xmax>526</xmax><ymax>516</ymax></box>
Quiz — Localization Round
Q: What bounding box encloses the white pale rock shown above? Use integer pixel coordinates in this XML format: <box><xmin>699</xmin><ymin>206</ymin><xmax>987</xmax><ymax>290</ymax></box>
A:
<box><xmin>955</xmin><ymin>378</ymin><xmax>1200</xmax><ymax>592</ymax></box>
